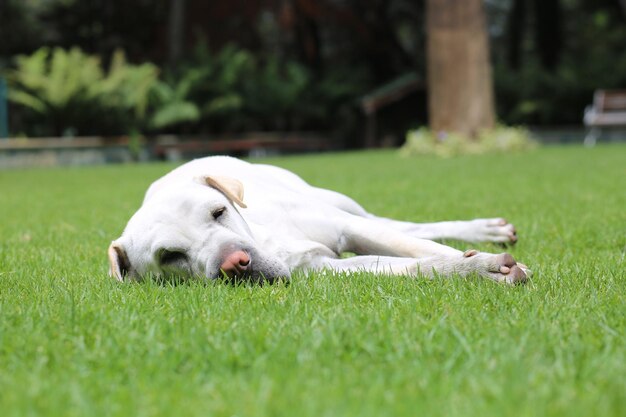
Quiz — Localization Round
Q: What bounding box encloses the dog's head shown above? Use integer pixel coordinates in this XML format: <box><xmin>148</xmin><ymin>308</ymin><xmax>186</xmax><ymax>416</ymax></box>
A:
<box><xmin>108</xmin><ymin>175</ymin><xmax>290</xmax><ymax>283</ymax></box>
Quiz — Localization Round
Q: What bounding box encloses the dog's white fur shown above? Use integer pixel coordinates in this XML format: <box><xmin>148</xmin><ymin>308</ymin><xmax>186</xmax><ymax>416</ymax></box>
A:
<box><xmin>108</xmin><ymin>156</ymin><xmax>529</xmax><ymax>284</ymax></box>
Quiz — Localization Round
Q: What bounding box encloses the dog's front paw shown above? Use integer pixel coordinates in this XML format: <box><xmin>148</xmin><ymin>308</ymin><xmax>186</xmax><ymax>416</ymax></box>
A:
<box><xmin>462</xmin><ymin>249</ymin><xmax>530</xmax><ymax>284</ymax></box>
<box><xmin>468</xmin><ymin>218</ymin><xmax>518</xmax><ymax>245</ymax></box>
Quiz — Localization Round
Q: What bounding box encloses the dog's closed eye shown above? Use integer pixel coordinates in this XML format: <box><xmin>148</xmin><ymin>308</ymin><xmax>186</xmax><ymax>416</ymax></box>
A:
<box><xmin>212</xmin><ymin>207</ymin><xmax>226</xmax><ymax>219</ymax></box>
<box><xmin>159</xmin><ymin>249</ymin><xmax>188</xmax><ymax>265</ymax></box>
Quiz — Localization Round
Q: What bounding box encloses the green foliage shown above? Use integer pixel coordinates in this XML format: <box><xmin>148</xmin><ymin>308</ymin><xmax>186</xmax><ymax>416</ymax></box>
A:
<box><xmin>6</xmin><ymin>47</ymin><xmax>159</xmax><ymax>136</ymax></box>
<box><xmin>150</xmin><ymin>99</ymin><xmax>201</xmax><ymax>130</ymax></box>
<box><xmin>149</xmin><ymin>77</ymin><xmax>202</xmax><ymax>130</ymax></box>
<box><xmin>188</xmin><ymin>45</ymin><xmax>251</xmax><ymax>122</ymax></box>
<box><xmin>401</xmin><ymin>125</ymin><xmax>538</xmax><ymax>157</ymax></box>
<box><xmin>8</xmin><ymin>47</ymin><xmax>102</xmax><ymax>114</ymax></box>
<box><xmin>242</xmin><ymin>57</ymin><xmax>311</xmax><ymax>129</ymax></box>
<box><xmin>0</xmin><ymin>145</ymin><xmax>625</xmax><ymax>416</ymax></box>
<box><xmin>5</xmin><ymin>44</ymin><xmax>366</xmax><ymax>136</ymax></box>
<box><xmin>146</xmin><ymin>44</ymin><xmax>253</xmax><ymax>132</ymax></box>
<box><xmin>494</xmin><ymin>5</ymin><xmax>626</xmax><ymax>125</ymax></box>
<box><xmin>102</xmin><ymin>50</ymin><xmax>158</xmax><ymax>120</ymax></box>
<box><xmin>151</xmin><ymin>43</ymin><xmax>367</xmax><ymax>134</ymax></box>
<box><xmin>240</xmin><ymin>56</ymin><xmax>366</xmax><ymax>133</ymax></box>
<box><xmin>3</xmin><ymin>0</ymin><xmax>377</xmax><ymax>138</ymax></box>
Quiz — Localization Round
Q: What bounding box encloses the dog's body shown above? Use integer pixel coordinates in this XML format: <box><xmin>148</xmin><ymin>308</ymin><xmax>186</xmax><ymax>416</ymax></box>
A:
<box><xmin>108</xmin><ymin>156</ymin><xmax>529</xmax><ymax>284</ymax></box>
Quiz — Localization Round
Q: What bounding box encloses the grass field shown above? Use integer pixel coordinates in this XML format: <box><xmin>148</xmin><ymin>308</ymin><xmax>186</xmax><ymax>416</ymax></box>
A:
<box><xmin>0</xmin><ymin>144</ymin><xmax>624</xmax><ymax>417</ymax></box>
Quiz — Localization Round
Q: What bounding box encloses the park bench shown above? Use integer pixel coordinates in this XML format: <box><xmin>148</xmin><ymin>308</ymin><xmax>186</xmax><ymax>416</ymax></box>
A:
<box><xmin>583</xmin><ymin>89</ymin><xmax>626</xmax><ymax>146</ymax></box>
<box><xmin>0</xmin><ymin>133</ymin><xmax>334</xmax><ymax>168</ymax></box>
<box><xmin>151</xmin><ymin>133</ymin><xmax>332</xmax><ymax>160</ymax></box>
<box><xmin>360</xmin><ymin>72</ymin><xmax>423</xmax><ymax>148</ymax></box>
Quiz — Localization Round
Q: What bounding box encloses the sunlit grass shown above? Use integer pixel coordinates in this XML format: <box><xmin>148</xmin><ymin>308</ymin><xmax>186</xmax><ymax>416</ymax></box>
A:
<box><xmin>0</xmin><ymin>144</ymin><xmax>624</xmax><ymax>417</ymax></box>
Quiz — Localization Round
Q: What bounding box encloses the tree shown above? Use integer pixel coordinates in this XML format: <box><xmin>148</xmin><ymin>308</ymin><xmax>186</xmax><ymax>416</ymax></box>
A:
<box><xmin>426</xmin><ymin>0</ymin><xmax>495</xmax><ymax>138</ymax></box>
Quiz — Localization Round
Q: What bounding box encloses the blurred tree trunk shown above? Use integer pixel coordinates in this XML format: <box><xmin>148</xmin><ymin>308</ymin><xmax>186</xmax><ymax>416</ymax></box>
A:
<box><xmin>168</xmin><ymin>0</ymin><xmax>186</xmax><ymax>66</ymax></box>
<box><xmin>426</xmin><ymin>0</ymin><xmax>495</xmax><ymax>138</ymax></box>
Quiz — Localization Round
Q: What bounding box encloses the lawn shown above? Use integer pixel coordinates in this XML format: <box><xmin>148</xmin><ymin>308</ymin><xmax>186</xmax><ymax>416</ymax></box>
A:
<box><xmin>0</xmin><ymin>144</ymin><xmax>624</xmax><ymax>417</ymax></box>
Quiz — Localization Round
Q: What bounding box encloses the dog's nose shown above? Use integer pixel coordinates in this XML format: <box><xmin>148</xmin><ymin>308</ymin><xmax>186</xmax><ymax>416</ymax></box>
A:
<box><xmin>220</xmin><ymin>250</ymin><xmax>250</xmax><ymax>277</ymax></box>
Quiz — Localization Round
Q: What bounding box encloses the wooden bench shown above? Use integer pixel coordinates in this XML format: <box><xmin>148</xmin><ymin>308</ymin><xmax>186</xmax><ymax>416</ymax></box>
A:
<box><xmin>151</xmin><ymin>133</ymin><xmax>333</xmax><ymax>160</ymax></box>
<box><xmin>583</xmin><ymin>89</ymin><xmax>626</xmax><ymax>146</ymax></box>
<box><xmin>0</xmin><ymin>133</ymin><xmax>333</xmax><ymax>168</ymax></box>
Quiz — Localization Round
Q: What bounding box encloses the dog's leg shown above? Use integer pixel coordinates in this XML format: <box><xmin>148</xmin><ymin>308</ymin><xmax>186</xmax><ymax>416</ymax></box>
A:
<box><xmin>367</xmin><ymin>216</ymin><xmax>518</xmax><ymax>244</ymax></box>
<box><xmin>317</xmin><ymin>254</ymin><xmax>527</xmax><ymax>284</ymax></box>
<box><xmin>307</xmin><ymin>187</ymin><xmax>517</xmax><ymax>244</ymax></box>
<box><xmin>334</xmin><ymin>215</ymin><xmax>529</xmax><ymax>283</ymax></box>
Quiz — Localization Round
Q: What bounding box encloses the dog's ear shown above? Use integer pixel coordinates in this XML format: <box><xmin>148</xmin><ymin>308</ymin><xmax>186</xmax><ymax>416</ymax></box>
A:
<box><xmin>108</xmin><ymin>242</ymin><xmax>130</xmax><ymax>282</ymax></box>
<box><xmin>201</xmin><ymin>175</ymin><xmax>247</xmax><ymax>208</ymax></box>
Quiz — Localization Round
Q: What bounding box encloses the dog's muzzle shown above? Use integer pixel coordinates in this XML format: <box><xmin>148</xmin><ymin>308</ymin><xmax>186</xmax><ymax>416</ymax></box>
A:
<box><xmin>219</xmin><ymin>250</ymin><xmax>251</xmax><ymax>278</ymax></box>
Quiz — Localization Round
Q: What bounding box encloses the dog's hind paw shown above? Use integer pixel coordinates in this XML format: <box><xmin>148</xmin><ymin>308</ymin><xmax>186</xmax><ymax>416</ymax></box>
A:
<box><xmin>463</xmin><ymin>250</ymin><xmax>530</xmax><ymax>285</ymax></box>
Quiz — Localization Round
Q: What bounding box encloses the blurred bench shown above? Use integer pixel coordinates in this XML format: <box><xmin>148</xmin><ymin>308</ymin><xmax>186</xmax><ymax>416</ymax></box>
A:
<box><xmin>583</xmin><ymin>89</ymin><xmax>626</xmax><ymax>146</ymax></box>
<box><xmin>151</xmin><ymin>133</ymin><xmax>333</xmax><ymax>160</ymax></box>
<box><xmin>0</xmin><ymin>133</ymin><xmax>333</xmax><ymax>168</ymax></box>
<box><xmin>0</xmin><ymin>136</ymin><xmax>134</xmax><ymax>150</ymax></box>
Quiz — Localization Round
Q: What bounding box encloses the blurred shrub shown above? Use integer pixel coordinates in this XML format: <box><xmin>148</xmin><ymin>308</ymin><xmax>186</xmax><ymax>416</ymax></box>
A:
<box><xmin>6</xmin><ymin>44</ymin><xmax>366</xmax><ymax>138</ymax></box>
<box><xmin>149</xmin><ymin>75</ymin><xmax>203</xmax><ymax>130</ymax></box>
<box><xmin>401</xmin><ymin>125</ymin><xmax>537</xmax><ymax>157</ymax></box>
<box><xmin>152</xmin><ymin>43</ymin><xmax>367</xmax><ymax>136</ymax></box>
<box><xmin>6</xmin><ymin>47</ymin><xmax>158</xmax><ymax>136</ymax></box>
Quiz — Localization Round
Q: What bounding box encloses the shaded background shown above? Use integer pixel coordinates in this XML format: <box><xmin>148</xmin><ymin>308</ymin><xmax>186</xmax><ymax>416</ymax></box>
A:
<box><xmin>0</xmin><ymin>0</ymin><xmax>625</xmax><ymax>147</ymax></box>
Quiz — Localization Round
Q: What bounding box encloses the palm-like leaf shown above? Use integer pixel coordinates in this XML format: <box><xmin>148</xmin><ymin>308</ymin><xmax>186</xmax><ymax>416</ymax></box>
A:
<box><xmin>6</xmin><ymin>47</ymin><xmax>159</xmax><ymax>135</ymax></box>
<box><xmin>150</xmin><ymin>102</ymin><xmax>200</xmax><ymax>129</ymax></box>
<box><xmin>7</xmin><ymin>89</ymin><xmax>47</xmax><ymax>113</ymax></box>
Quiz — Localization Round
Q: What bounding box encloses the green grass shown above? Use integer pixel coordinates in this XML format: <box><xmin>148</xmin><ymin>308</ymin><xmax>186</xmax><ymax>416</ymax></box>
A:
<box><xmin>0</xmin><ymin>144</ymin><xmax>624</xmax><ymax>417</ymax></box>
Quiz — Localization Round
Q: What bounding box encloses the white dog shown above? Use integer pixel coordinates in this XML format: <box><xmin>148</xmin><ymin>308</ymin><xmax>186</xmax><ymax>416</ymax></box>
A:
<box><xmin>108</xmin><ymin>156</ymin><xmax>529</xmax><ymax>284</ymax></box>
